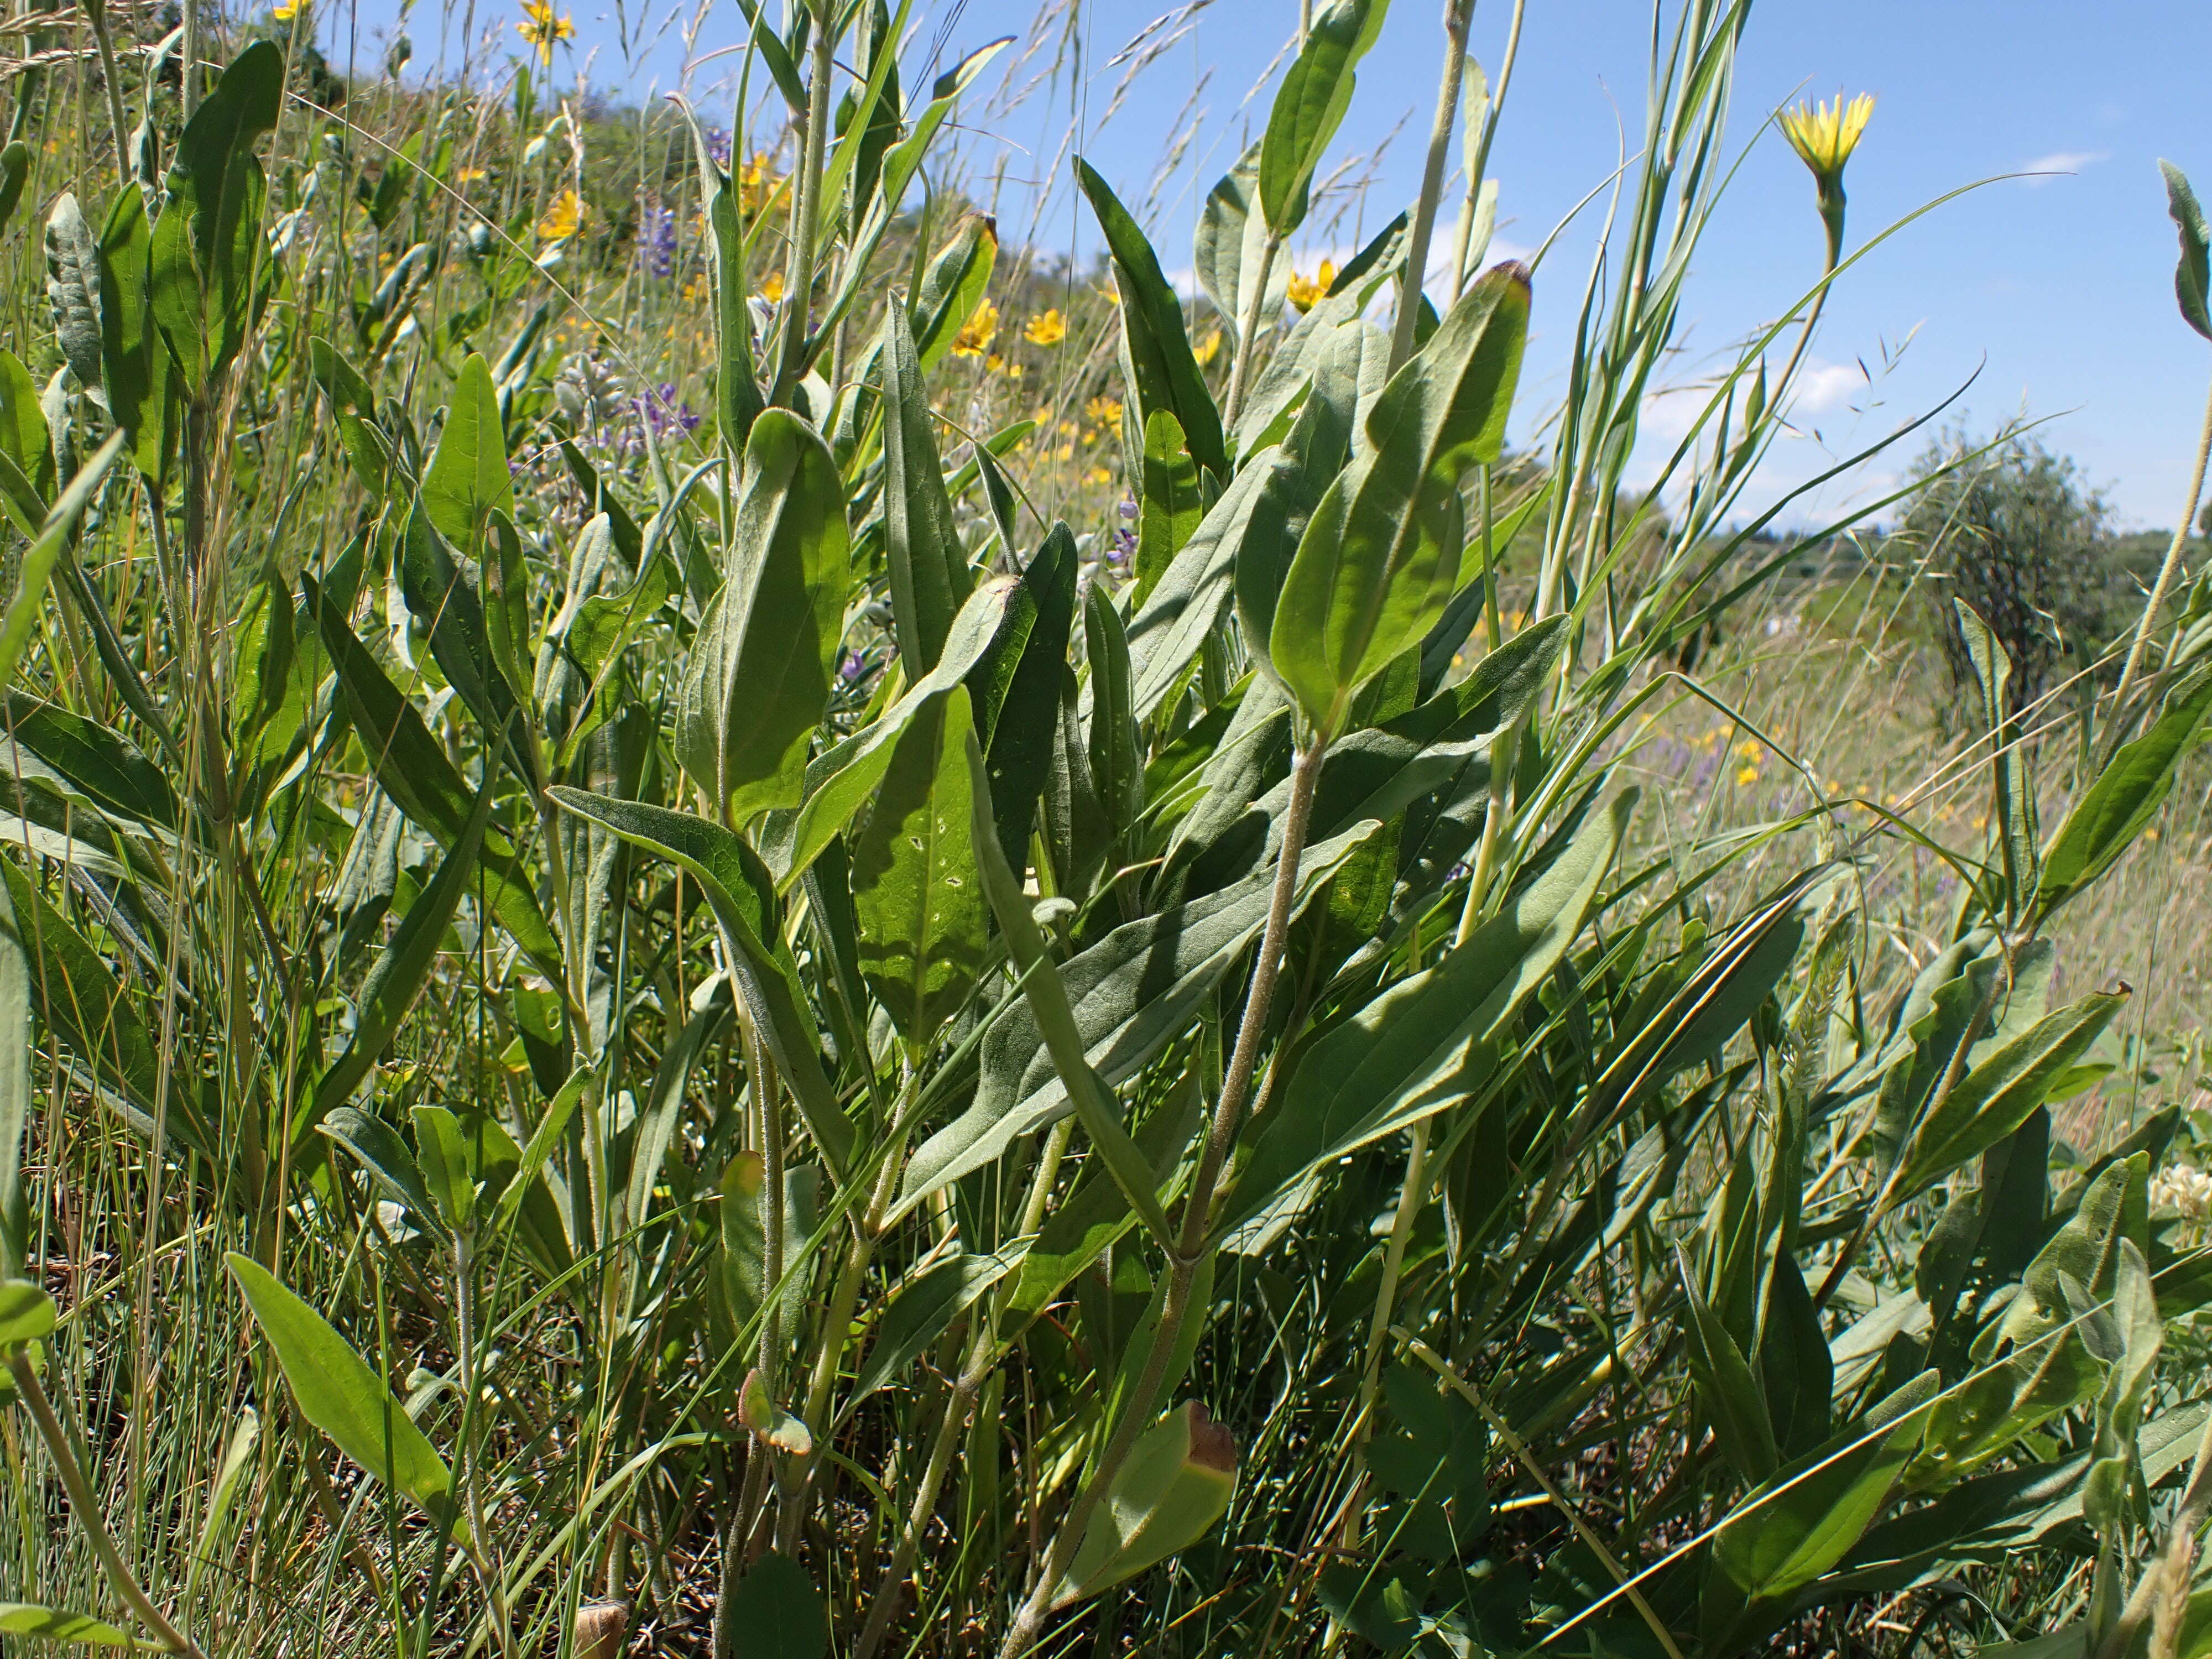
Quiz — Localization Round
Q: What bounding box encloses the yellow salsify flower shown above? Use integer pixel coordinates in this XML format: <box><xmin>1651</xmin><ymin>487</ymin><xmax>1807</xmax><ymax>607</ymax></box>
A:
<box><xmin>760</xmin><ymin>268</ymin><xmax>786</xmax><ymax>302</ymax></box>
<box><xmin>1778</xmin><ymin>93</ymin><xmax>1874</xmax><ymax>181</ymax></box>
<box><xmin>951</xmin><ymin>298</ymin><xmax>1000</xmax><ymax>358</ymax></box>
<box><xmin>1286</xmin><ymin>259</ymin><xmax>1337</xmax><ymax>313</ymax></box>
<box><xmin>516</xmin><ymin>0</ymin><xmax>575</xmax><ymax>68</ymax></box>
<box><xmin>1779</xmin><ymin>93</ymin><xmax>1873</xmax><ymax>255</ymax></box>
<box><xmin>1083</xmin><ymin>394</ymin><xmax>1122</xmax><ymax>427</ymax></box>
<box><xmin>1024</xmin><ymin>309</ymin><xmax>1067</xmax><ymax>347</ymax></box>
<box><xmin>1193</xmin><ymin>327</ymin><xmax>1223</xmax><ymax>366</ymax></box>
<box><xmin>536</xmin><ymin>189</ymin><xmax>582</xmax><ymax>241</ymax></box>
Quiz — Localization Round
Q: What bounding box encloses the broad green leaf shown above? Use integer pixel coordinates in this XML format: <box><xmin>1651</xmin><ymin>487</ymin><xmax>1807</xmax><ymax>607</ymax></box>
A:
<box><xmin>1077</xmin><ymin>159</ymin><xmax>1228</xmax><ymax>479</ymax></box>
<box><xmin>677</xmin><ymin>100</ymin><xmax>764</xmax><ymax>450</ymax></box>
<box><xmin>0</xmin><ymin>431</ymin><xmax>126</xmax><ymax>691</ymax></box>
<box><xmin>0</xmin><ymin>1280</ymin><xmax>55</xmax><ymax>1347</ymax></box>
<box><xmin>421</xmin><ymin>353</ymin><xmax>514</xmax><ymax>554</ymax></box>
<box><xmin>1681</xmin><ymin>1249</ymin><xmax>1778</xmax><ymax>1483</ymax></box>
<box><xmin>308</xmin><ymin>337</ymin><xmax>390</xmax><ymax>493</ymax></box>
<box><xmin>1193</xmin><ymin>140</ymin><xmax>1281</xmax><ymax>349</ymax></box>
<box><xmin>320</xmin><ymin>1105</ymin><xmax>447</xmax><ymax>1243</ymax></box>
<box><xmin>44</xmin><ymin>195</ymin><xmax>105</xmax><ymax>406</ymax></box>
<box><xmin>1890</xmin><ymin>988</ymin><xmax>2126</xmax><ymax>1204</ymax></box>
<box><xmin>1258</xmin><ymin>0</ymin><xmax>1389</xmax><ymax>234</ymax></box>
<box><xmin>725</xmin><ymin>1552</ymin><xmax>827</xmax><ymax>1659</ymax></box>
<box><xmin>851</xmin><ymin>685</ymin><xmax>987</xmax><ymax>1044</ymax></box>
<box><xmin>1999</xmin><ymin>1154</ymin><xmax>2148</xmax><ymax>1352</ymax></box>
<box><xmin>2163</xmin><ymin>160</ymin><xmax>2212</xmax><ymax>342</ymax></box>
<box><xmin>1271</xmin><ymin>262</ymin><xmax>1529</xmax><ymax>734</ymax></box>
<box><xmin>411</xmin><ymin>1104</ymin><xmax>476</xmax><ymax>1233</ymax></box>
<box><xmin>1083</xmin><ymin>586</ymin><xmax>1141</xmax><ymax>830</ymax></box>
<box><xmin>542</xmin><ymin>789</ymin><xmax>854</xmax><ymax>1177</ymax></box>
<box><xmin>0</xmin><ymin>349</ymin><xmax>53</xmax><ymax>503</ymax></box>
<box><xmin>1051</xmin><ymin>1404</ymin><xmax>1237</xmax><ymax>1608</ymax></box>
<box><xmin>0</xmin><ymin>1604</ymin><xmax>134</xmax><ymax>1646</ymax></box>
<box><xmin>846</xmin><ymin>1246</ymin><xmax>1021</xmax><ymax>1408</ymax></box>
<box><xmin>675</xmin><ymin>409</ymin><xmax>848</xmax><ymax>822</ymax></box>
<box><xmin>982</xmin><ymin>526</ymin><xmax>1077</xmax><ymax>874</ymax></box>
<box><xmin>226</xmin><ymin>1254</ymin><xmax>466</xmax><ymax>1541</ymax></box>
<box><xmin>901</xmin><ymin>802</ymin><xmax>1376</xmax><ymax>1222</ymax></box>
<box><xmin>2034</xmin><ymin>667</ymin><xmax>2212</xmax><ymax>921</ymax></box>
<box><xmin>1131</xmin><ymin>445</ymin><xmax>1303</xmax><ymax>719</ymax></box>
<box><xmin>0</xmin><ymin>851</ymin><xmax>213</xmax><ymax>1161</ymax></box>
<box><xmin>909</xmin><ymin>211</ymin><xmax>998</xmax><ymax>372</ymax></box>
<box><xmin>1134</xmin><ymin>410</ymin><xmax>1205</xmax><ymax>606</ymax></box>
<box><xmin>1218</xmin><ymin>791</ymin><xmax>1631</xmax><ymax>1239</ymax></box>
<box><xmin>310</xmin><ymin>577</ymin><xmax>563</xmax><ymax>977</ymax></box>
<box><xmin>305</xmin><ymin>768</ymin><xmax>497</xmax><ymax>1140</ymax></box>
<box><xmin>97</xmin><ymin>186</ymin><xmax>171</xmax><ymax>481</ymax></box>
<box><xmin>782</xmin><ymin>578</ymin><xmax>1016</xmax><ymax>888</ymax></box>
<box><xmin>148</xmin><ymin>41</ymin><xmax>283</xmax><ymax>394</ymax></box>
<box><xmin>1953</xmin><ymin>601</ymin><xmax>2038</xmax><ymax>920</ymax></box>
<box><xmin>1905</xmin><ymin>1332</ymin><xmax>2100</xmax><ymax>1492</ymax></box>
<box><xmin>880</xmin><ymin>304</ymin><xmax>972</xmax><ymax>672</ymax></box>
<box><xmin>1701</xmin><ymin>1372</ymin><xmax>1939</xmax><ymax>1652</ymax></box>
<box><xmin>0</xmin><ymin>144</ymin><xmax>27</xmax><ymax>242</ymax></box>
<box><xmin>4</xmin><ymin>692</ymin><xmax>179</xmax><ymax>830</ymax></box>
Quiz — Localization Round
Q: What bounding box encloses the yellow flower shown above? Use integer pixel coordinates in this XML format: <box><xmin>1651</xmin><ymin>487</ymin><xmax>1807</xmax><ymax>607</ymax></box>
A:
<box><xmin>1286</xmin><ymin>259</ymin><xmax>1337</xmax><ymax>313</ymax></box>
<box><xmin>951</xmin><ymin>298</ymin><xmax>1000</xmax><ymax>358</ymax></box>
<box><xmin>1735</xmin><ymin>764</ymin><xmax>1761</xmax><ymax>787</ymax></box>
<box><xmin>1194</xmin><ymin>327</ymin><xmax>1223</xmax><ymax>366</ymax></box>
<box><xmin>1084</xmin><ymin>466</ymin><xmax>1111</xmax><ymax>486</ymax></box>
<box><xmin>740</xmin><ymin>152</ymin><xmax>776</xmax><ymax>215</ymax></box>
<box><xmin>760</xmin><ymin>268</ymin><xmax>785</xmax><ymax>302</ymax></box>
<box><xmin>517</xmin><ymin>0</ymin><xmax>575</xmax><ymax>66</ymax></box>
<box><xmin>1778</xmin><ymin>93</ymin><xmax>1875</xmax><ymax>181</ymax></box>
<box><xmin>1734</xmin><ymin>739</ymin><xmax>1761</xmax><ymax>760</ymax></box>
<box><xmin>1084</xmin><ymin>394</ymin><xmax>1123</xmax><ymax>427</ymax></box>
<box><xmin>272</xmin><ymin>0</ymin><xmax>300</xmax><ymax>18</ymax></box>
<box><xmin>456</xmin><ymin>165</ymin><xmax>487</xmax><ymax>184</ymax></box>
<box><xmin>984</xmin><ymin>353</ymin><xmax>1024</xmax><ymax>379</ymax></box>
<box><xmin>536</xmin><ymin>189</ymin><xmax>582</xmax><ymax>241</ymax></box>
<box><xmin>1024</xmin><ymin>309</ymin><xmax>1068</xmax><ymax>347</ymax></box>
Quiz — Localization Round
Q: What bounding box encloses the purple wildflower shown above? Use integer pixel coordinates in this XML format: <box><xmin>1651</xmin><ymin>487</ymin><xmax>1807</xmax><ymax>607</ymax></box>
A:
<box><xmin>1117</xmin><ymin>498</ymin><xmax>1138</xmax><ymax>520</ymax></box>
<box><xmin>705</xmin><ymin>126</ymin><xmax>733</xmax><ymax>170</ymax></box>
<box><xmin>640</xmin><ymin>199</ymin><xmax>677</xmax><ymax>278</ymax></box>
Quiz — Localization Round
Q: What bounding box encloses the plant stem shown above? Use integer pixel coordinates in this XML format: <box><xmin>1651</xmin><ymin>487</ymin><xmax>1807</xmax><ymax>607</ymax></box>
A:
<box><xmin>997</xmin><ymin>735</ymin><xmax>1328</xmax><ymax>1659</ymax></box>
<box><xmin>772</xmin><ymin>6</ymin><xmax>837</xmax><ymax>404</ymax></box>
<box><xmin>1448</xmin><ymin>0</ymin><xmax>1527</xmax><ymax>300</ymax></box>
<box><xmin>10</xmin><ymin>1351</ymin><xmax>208</xmax><ymax>1659</ymax></box>
<box><xmin>80</xmin><ymin>0</ymin><xmax>134</xmax><ymax>181</ymax></box>
<box><xmin>1220</xmin><ymin>232</ymin><xmax>1283</xmax><ymax>435</ymax></box>
<box><xmin>1387</xmin><ymin>0</ymin><xmax>1477</xmax><ymax>379</ymax></box>
<box><xmin>2105</xmin><ymin>367</ymin><xmax>2212</xmax><ymax>761</ymax></box>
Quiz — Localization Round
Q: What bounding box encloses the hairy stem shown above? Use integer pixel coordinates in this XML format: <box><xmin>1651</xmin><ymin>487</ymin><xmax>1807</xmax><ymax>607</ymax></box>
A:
<box><xmin>773</xmin><ymin>6</ymin><xmax>838</xmax><ymax>404</ymax></box>
<box><xmin>1220</xmin><ymin>232</ymin><xmax>1283</xmax><ymax>435</ymax></box>
<box><xmin>1387</xmin><ymin>0</ymin><xmax>1477</xmax><ymax>378</ymax></box>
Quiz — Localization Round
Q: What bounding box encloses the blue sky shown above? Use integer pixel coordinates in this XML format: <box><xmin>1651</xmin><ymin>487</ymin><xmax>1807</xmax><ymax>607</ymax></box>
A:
<box><xmin>319</xmin><ymin>0</ymin><xmax>2212</xmax><ymax>531</ymax></box>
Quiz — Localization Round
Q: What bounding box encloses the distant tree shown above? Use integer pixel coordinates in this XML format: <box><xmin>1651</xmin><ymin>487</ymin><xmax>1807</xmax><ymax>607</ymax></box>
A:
<box><xmin>1895</xmin><ymin>429</ymin><xmax>2121</xmax><ymax>717</ymax></box>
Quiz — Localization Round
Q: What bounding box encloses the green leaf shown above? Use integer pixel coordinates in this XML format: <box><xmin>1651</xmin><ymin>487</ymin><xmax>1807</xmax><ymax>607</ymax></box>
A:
<box><xmin>1890</xmin><ymin>988</ymin><xmax>2128</xmax><ymax>1205</ymax></box>
<box><xmin>0</xmin><ymin>430</ymin><xmax>124</xmax><ymax>691</ymax></box>
<box><xmin>3</xmin><ymin>692</ymin><xmax>179</xmax><ymax>830</ymax></box>
<box><xmin>726</xmin><ymin>1552</ymin><xmax>827</xmax><ymax>1659</ymax></box>
<box><xmin>982</xmin><ymin>525</ymin><xmax>1078</xmax><ymax>874</ymax></box>
<box><xmin>2162</xmin><ymin>160</ymin><xmax>2212</xmax><ymax>342</ymax></box>
<box><xmin>308</xmin><ymin>337</ymin><xmax>389</xmax><ymax>494</ymax></box>
<box><xmin>1218</xmin><ymin>791</ymin><xmax>1631</xmax><ymax>1239</ymax></box>
<box><xmin>1083</xmin><ymin>585</ymin><xmax>1141</xmax><ymax>831</ymax></box>
<box><xmin>675</xmin><ymin>409</ymin><xmax>849</xmax><ymax>823</ymax></box>
<box><xmin>310</xmin><ymin>577</ymin><xmax>563</xmax><ymax>977</ymax></box>
<box><xmin>782</xmin><ymin>578</ymin><xmax>1017</xmax><ymax>888</ymax></box>
<box><xmin>0</xmin><ymin>867</ymin><xmax>26</xmax><ymax>1279</ymax></box>
<box><xmin>0</xmin><ymin>1280</ymin><xmax>55</xmax><ymax>1348</ymax></box>
<box><xmin>1259</xmin><ymin>0</ymin><xmax>1389</xmax><ymax>234</ymax></box>
<box><xmin>908</xmin><ymin>211</ymin><xmax>999</xmax><ymax>373</ymax></box>
<box><xmin>148</xmin><ymin>41</ymin><xmax>284</xmax><ymax>394</ymax></box>
<box><xmin>411</xmin><ymin>1104</ymin><xmax>477</xmax><ymax>1233</ymax></box>
<box><xmin>0</xmin><ymin>349</ymin><xmax>54</xmax><ymax>504</ymax></box>
<box><xmin>2035</xmin><ymin>667</ymin><xmax>2212</xmax><ymax>921</ymax></box>
<box><xmin>0</xmin><ymin>1604</ymin><xmax>134</xmax><ymax>1646</ymax></box>
<box><xmin>0</xmin><ymin>843</ymin><xmax>213</xmax><ymax>1161</ymax></box>
<box><xmin>1702</xmin><ymin>1372</ymin><xmax>1940</xmax><ymax>1652</ymax></box>
<box><xmin>851</xmin><ymin>685</ymin><xmax>988</xmax><ymax>1044</ymax></box>
<box><xmin>677</xmin><ymin>100</ymin><xmax>764</xmax><ymax>450</ymax></box>
<box><xmin>543</xmin><ymin>789</ymin><xmax>854</xmax><ymax>1177</ymax></box>
<box><xmin>182</xmin><ymin>1407</ymin><xmax>260</xmax><ymax>1610</ymax></box>
<box><xmin>1134</xmin><ymin>410</ymin><xmax>1204</xmax><ymax>606</ymax></box>
<box><xmin>0</xmin><ymin>144</ymin><xmax>28</xmax><ymax>243</ymax></box>
<box><xmin>902</xmin><ymin>764</ymin><xmax>1375</xmax><ymax>1220</ymax></box>
<box><xmin>1270</xmin><ymin>262</ymin><xmax>1530</xmax><ymax>734</ymax></box>
<box><xmin>881</xmin><ymin>303</ymin><xmax>972</xmax><ymax>672</ymax></box>
<box><xmin>1193</xmin><ymin>140</ymin><xmax>1279</xmax><ymax>350</ymax></box>
<box><xmin>1998</xmin><ymin>1154</ymin><xmax>2148</xmax><ymax>1352</ymax></box>
<box><xmin>421</xmin><ymin>353</ymin><xmax>514</xmax><ymax>554</ymax></box>
<box><xmin>44</xmin><ymin>194</ymin><xmax>106</xmax><ymax>406</ymax></box>
<box><xmin>846</xmin><ymin>1246</ymin><xmax>1021</xmax><ymax>1408</ymax></box>
<box><xmin>305</xmin><ymin>765</ymin><xmax>498</xmax><ymax>1140</ymax></box>
<box><xmin>1077</xmin><ymin>159</ymin><xmax>1228</xmax><ymax>480</ymax></box>
<box><xmin>97</xmin><ymin>185</ymin><xmax>170</xmax><ymax>482</ymax></box>
<box><xmin>1050</xmin><ymin>1403</ymin><xmax>1238</xmax><ymax>1608</ymax></box>
<box><xmin>226</xmin><ymin>1253</ymin><xmax>466</xmax><ymax>1541</ymax></box>
<box><xmin>1681</xmin><ymin>1248</ymin><xmax>1779</xmax><ymax>1483</ymax></box>
<box><xmin>318</xmin><ymin>1105</ymin><xmax>448</xmax><ymax>1245</ymax></box>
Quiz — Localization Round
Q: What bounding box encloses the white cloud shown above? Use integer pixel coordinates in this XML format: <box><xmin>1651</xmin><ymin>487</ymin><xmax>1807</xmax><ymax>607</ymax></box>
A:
<box><xmin>2018</xmin><ymin>150</ymin><xmax>2109</xmax><ymax>185</ymax></box>
<box><xmin>1791</xmin><ymin>359</ymin><xmax>1863</xmax><ymax>416</ymax></box>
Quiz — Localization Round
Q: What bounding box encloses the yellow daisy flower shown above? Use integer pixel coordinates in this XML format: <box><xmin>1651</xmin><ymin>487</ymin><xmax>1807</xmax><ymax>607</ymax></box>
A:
<box><xmin>1024</xmin><ymin>309</ymin><xmax>1068</xmax><ymax>347</ymax></box>
<box><xmin>951</xmin><ymin>298</ymin><xmax>1000</xmax><ymax>358</ymax></box>
<box><xmin>536</xmin><ymin>189</ymin><xmax>582</xmax><ymax>241</ymax></box>
<box><xmin>517</xmin><ymin>0</ymin><xmax>575</xmax><ymax>68</ymax></box>
<box><xmin>1286</xmin><ymin>259</ymin><xmax>1337</xmax><ymax>313</ymax></box>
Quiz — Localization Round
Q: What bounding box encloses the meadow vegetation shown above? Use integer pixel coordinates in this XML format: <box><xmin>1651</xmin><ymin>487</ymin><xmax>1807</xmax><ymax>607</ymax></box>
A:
<box><xmin>1</xmin><ymin>0</ymin><xmax>2211</xmax><ymax>1655</ymax></box>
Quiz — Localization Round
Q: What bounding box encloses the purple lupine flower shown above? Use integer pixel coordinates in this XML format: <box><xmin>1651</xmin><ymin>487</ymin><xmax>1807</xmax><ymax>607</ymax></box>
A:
<box><xmin>838</xmin><ymin>649</ymin><xmax>867</xmax><ymax>684</ymax></box>
<box><xmin>1109</xmin><ymin>525</ymin><xmax>1136</xmax><ymax>567</ymax></box>
<box><xmin>705</xmin><ymin>126</ymin><xmax>733</xmax><ymax>170</ymax></box>
<box><xmin>641</xmin><ymin>200</ymin><xmax>677</xmax><ymax>278</ymax></box>
<box><xmin>1118</xmin><ymin>498</ymin><xmax>1138</xmax><ymax>521</ymax></box>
